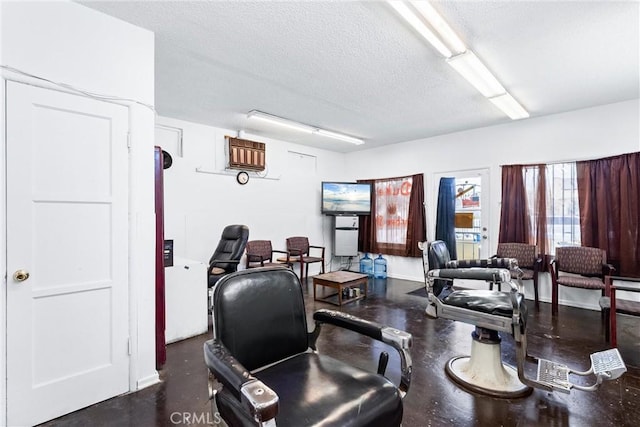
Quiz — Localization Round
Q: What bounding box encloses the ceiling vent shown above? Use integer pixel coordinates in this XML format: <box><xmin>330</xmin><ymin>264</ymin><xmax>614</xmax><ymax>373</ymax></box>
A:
<box><xmin>227</xmin><ymin>136</ymin><xmax>266</xmax><ymax>171</ymax></box>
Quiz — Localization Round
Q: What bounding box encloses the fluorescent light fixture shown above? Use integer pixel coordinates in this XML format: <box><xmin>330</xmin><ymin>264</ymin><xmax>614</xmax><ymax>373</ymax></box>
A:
<box><xmin>411</xmin><ymin>1</ymin><xmax>466</xmax><ymax>55</ymax></box>
<box><xmin>447</xmin><ymin>50</ymin><xmax>506</xmax><ymax>98</ymax></box>
<box><xmin>247</xmin><ymin>110</ymin><xmax>314</xmax><ymax>133</ymax></box>
<box><xmin>247</xmin><ymin>110</ymin><xmax>364</xmax><ymax>145</ymax></box>
<box><xmin>387</xmin><ymin>1</ymin><xmax>452</xmax><ymax>58</ymax></box>
<box><xmin>315</xmin><ymin>129</ymin><xmax>364</xmax><ymax>145</ymax></box>
<box><xmin>489</xmin><ymin>93</ymin><xmax>530</xmax><ymax>120</ymax></box>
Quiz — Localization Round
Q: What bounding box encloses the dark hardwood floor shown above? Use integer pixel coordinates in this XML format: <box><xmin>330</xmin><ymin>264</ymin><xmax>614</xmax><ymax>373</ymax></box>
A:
<box><xmin>40</xmin><ymin>276</ymin><xmax>640</xmax><ymax>427</ymax></box>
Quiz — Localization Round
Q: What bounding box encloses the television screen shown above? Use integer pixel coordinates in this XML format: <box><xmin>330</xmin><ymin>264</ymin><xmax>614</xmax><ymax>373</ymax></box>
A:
<box><xmin>321</xmin><ymin>182</ymin><xmax>372</xmax><ymax>215</ymax></box>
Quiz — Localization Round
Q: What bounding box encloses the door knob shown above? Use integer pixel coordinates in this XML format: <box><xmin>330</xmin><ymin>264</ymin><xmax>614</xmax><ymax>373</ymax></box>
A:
<box><xmin>13</xmin><ymin>269</ymin><xmax>30</xmax><ymax>282</ymax></box>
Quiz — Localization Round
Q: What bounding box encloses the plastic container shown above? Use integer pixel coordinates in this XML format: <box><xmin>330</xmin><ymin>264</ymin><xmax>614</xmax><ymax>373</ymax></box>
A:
<box><xmin>374</xmin><ymin>254</ymin><xmax>387</xmax><ymax>279</ymax></box>
<box><xmin>359</xmin><ymin>253</ymin><xmax>374</xmax><ymax>277</ymax></box>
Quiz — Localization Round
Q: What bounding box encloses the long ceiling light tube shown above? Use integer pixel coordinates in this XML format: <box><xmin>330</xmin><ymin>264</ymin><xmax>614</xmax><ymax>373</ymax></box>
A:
<box><xmin>447</xmin><ymin>50</ymin><xmax>506</xmax><ymax>98</ymax></box>
<box><xmin>246</xmin><ymin>110</ymin><xmax>315</xmax><ymax>133</ymax></box>
<box><xmin>247</xmin><ymin>110</ymin><xmax>364</xmax><ymax>145</ymax></box>
<box><xmin>387</xmin><ymin>1</ymin><xmax>453</xmax><ymax>58</ymax></box>
<box><xmin>489</xmin><ymin>93</ymin><xmax>530</xmax><ymax>120</ymax></box>
<box><xmin>410</xmin><ymin>1</ymin><xmax>466</xmax><ymax>55</ymax></box>
<box><xmin>388</xmin><ymin>1</ymin><xmax>529</xmax><ymax>120</ymax></box>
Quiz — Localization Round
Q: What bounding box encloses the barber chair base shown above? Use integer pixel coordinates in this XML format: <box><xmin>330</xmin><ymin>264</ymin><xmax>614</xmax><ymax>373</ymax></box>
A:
<box><xmin>445</xmin><ymin>339</ymin><xmax>532</xmax><ymax>398</ymax></box>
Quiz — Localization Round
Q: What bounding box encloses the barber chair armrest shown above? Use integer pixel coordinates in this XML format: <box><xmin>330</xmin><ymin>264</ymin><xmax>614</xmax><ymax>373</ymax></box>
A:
<box><xmin>203</xmin><ymin>339</ymin><xmax>279</xmax><ymax>423</ymax></box>
<box><xmin>312</xmin><ymin>309</ymin><xmax>412</xmax><ymax>396</ymax></box>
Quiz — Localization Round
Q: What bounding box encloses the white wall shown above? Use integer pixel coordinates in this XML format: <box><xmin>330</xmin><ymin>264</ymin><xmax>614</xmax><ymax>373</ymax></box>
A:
<box><xmin>346</xmin><ymin>99</ymin><xmax>640</xmax><ymax>309</ymax></box>
<box><xmin>0</xmin><ymin>2</ymin><xmax>157</xmax><ymax>422</ymax></box>
<box><xmin>156</xmin><ymin>116</ymin><xmax>347</xmax><ymax>273</ymax></box>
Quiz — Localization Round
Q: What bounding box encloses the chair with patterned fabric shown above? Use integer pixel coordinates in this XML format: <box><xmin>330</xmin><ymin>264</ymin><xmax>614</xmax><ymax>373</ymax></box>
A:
<box><xmin>495</xmin><ymin>243</ymin><xmax>543</xmax><ymax>310</ymax></box>
<box><xmin>279</xmin><ymin>236</ymin><xmax>325</xmax><ymax>282</ymax></box>
<box><xmin>550</xmin><ymin>246</ymin><xmax>615</xmax><ymax>315</ymax></box>
<box><xmin>245</xmin><ymin>240</ymin><xmax>291</xmax><ymax>269</ymax></box>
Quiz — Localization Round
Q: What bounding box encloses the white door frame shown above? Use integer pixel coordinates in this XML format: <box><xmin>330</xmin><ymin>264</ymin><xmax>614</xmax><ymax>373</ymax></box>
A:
<box><xmin>1</xmin><ymin>77</ymin><xmax>153</xmax><ymax>424</ymax></box>
<box><xmin>431</xmin><ymin>168</ymin><xmax>491</xmax><ymax>258</ymax></box>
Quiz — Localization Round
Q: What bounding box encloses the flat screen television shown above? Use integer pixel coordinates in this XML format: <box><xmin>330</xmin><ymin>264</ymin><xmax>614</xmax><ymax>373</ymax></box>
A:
<box><xmin>321</xmin><ymin>182</ymin><xmax>372</xmax><ymax>215</ymax></box>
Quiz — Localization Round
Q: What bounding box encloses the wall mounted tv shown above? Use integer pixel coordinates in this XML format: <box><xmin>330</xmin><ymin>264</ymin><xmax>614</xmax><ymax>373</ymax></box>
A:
<box><xmin>321</xmin><ymin>182</ymin><xmax>372</xmax><ymax>215</ymax></box>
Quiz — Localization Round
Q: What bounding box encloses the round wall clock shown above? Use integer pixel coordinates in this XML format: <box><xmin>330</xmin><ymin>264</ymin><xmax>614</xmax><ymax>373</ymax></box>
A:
<box><xmin>236</xmin><ymin>171</ymin><xmax>250</xmax><ymax>185</ymax></box>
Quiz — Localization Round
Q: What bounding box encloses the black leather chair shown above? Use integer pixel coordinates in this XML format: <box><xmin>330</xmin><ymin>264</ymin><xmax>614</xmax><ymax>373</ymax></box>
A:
<box><xmin>426</xmin><ymin>240</ymin><xmax>452</xmax><ymax>299</ymax></box>
<box><xmin>207</xmin><ymin>224</ymin><xmax>249</xmax><ymax>288</ymax></box>
<box><xmin>204</xmin><ymin>267</ymin><xmax>412</xmax><ymax>426</ymax></box>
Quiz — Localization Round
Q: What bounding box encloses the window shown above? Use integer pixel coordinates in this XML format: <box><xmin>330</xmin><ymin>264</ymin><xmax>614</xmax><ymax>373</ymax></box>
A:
<box><xmin>358</xmin><ymin>174</ymin><xmax>425</xmax><ymax>257</ymax></box>
<box><xmin>375</xmin><ymin>176</ymin><xmax>413</xmax><ymax>248</ymax></box>
<box><xmin>524</xmin><ymin>162</ymin><xmax>580</xmax><ymax>254</ymax></box>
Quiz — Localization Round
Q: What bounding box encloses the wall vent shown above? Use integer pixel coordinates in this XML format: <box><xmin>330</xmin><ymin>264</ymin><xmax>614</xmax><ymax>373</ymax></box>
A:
<box><xmin>227</xmin><ymin>136</ymin><xmax>266</xmax><ymax>171</ymax></box>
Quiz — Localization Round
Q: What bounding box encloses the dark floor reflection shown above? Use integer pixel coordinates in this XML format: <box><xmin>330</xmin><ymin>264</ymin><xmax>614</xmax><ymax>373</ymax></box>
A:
<box><xmin>40</xmin><ymin>276</ymin><xmax>640</xmax><ymax>427</ymax></box>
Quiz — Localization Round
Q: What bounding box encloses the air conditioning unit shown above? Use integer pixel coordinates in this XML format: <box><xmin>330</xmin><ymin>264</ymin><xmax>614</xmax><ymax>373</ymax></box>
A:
<box><xmin>227</xmin><ymin>136</ymin><xmax>266</xmax><ymax>171</ymax></box>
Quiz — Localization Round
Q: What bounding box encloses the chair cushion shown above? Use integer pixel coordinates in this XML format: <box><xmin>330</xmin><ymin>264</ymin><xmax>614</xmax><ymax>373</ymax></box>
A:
<box><xmin>520</xmin><ymin>268</ymin><xmax>534</xmax><ymax>280</ymax></box>
<box><xmin>249</xmin><ymin>352</ymin><xmax>402</xmax><ymax>427</ymax></box>
<box><xmin>301</xmin><ymin>256</ymin><xmax>323</xmax><ymax>263</ymax></box>
<box><xmin>210</xmin><ymin>267</ymin><xmax>226</xmax><ymax>275</ymax></box>
<box><xmin>556</xmin><ymin>274</ymin><xmax>605</xmax><ymax>289</ymax></box>
<box><xmin>443</xmin><ymin>289</ymin><xmax>518</xmax><ymax>318</ymax></box>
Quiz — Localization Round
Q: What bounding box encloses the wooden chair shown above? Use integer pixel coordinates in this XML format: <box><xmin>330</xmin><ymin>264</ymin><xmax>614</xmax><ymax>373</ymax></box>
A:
<box><xmin>550</xmin><ymin>246</ymin><xmax>615</xmax><ymax>315</ymax></box>
<box><xmin>245</xmin><ymin>240</ymin><xmax>290</xmax><ymax>269</ymax></box>
<box><xmin>599</xmin><ymin>276</ymin><xmax>640</xmax><ymax>346</ymax></box>
<box><xmin>495</xmin><ymin>243</ymin><xmax>543</xmax><ymax>310</ymax></box>
<box><xmin>280</xmin><ymin>236</ymin><xmax>325</xmax><ymax>281</ymax></box>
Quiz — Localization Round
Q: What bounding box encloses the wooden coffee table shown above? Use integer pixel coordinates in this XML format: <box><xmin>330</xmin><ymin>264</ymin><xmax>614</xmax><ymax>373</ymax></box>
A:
<box><xmin>313</xmin><ymin>271</ymin><xmax>368</xmax><ymax>306</ymax></box>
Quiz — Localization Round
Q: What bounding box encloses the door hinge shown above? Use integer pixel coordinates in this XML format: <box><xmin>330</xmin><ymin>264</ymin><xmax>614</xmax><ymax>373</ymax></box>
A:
<box><xmin>127</xmin><ymin>132</ymin><xmax>132</xmax><ymax>149</ymax></box>
<box><xmin>127</xmin><ymin>337</ymin><xmax>132</xmax><ymax>355</ymax></box>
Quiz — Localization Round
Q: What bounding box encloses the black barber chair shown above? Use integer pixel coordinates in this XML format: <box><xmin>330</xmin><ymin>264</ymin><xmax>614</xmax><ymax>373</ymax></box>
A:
<box><xmin>419</xmin><ymin>242</ymin><xmax>627</xmax><ymax>397</ymax></box>
<box><xmin>207</xmin><ymin>224</ymin><xmax>249</xmax><ymax>288</ymax></box>
<box><xmin>204</xmin><ymin>267</ymin><xmax>412</xmax><ymax>426</ymax></box>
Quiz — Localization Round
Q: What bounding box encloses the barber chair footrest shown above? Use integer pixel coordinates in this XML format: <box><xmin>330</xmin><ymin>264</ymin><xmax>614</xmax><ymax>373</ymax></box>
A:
<box><xmin>536</xmin><ymin>359</ymin><xmax>571</xmax><ymax>393</ymax></box>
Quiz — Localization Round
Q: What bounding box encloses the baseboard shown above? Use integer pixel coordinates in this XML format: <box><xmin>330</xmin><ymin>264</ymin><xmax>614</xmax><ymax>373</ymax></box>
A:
<box><xmin>136</xmin><ymin>372</ymin><xmax>161</xmax><ymax>390</ymax></box>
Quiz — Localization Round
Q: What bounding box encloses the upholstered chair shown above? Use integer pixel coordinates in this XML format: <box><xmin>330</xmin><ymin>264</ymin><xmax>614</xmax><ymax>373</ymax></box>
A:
<box><xmin>550</xmin><ymin>246</ymin><xmax>614</xmax><ymax>315</ymax></box>
<box><xmin>495</xmin><ymin>243</ymin><xmax>543</xmax><ymax>309</ymax></box>
<box><xmin>207</xmin><ymin>224</ymin><xmax>249</xmax><ymax>288</ymax></box>
<box><xmin>245</xmin><ymin>240</ymin><xmax>290</xmax><ymax>269</ymax></box>
<box><xmin>280</xmin><ymin>236</ymin><xmax>325</xmax><ymax>281</ymax></box>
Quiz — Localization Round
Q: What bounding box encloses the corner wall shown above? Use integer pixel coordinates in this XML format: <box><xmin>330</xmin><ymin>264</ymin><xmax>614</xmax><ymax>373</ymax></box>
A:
<box><xmin>0</xmin><ymin>1</ymin><xmax>157</xmax><ymax>422</ymax></box>
<box><xmin>346</xmin><ymin>99</ymin><xmax>640</xmax><ymax>309</ymax></box>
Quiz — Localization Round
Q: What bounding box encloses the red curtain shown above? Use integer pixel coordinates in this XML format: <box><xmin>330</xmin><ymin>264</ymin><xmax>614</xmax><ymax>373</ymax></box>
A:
<box><xmin>498</xmin><ymin>165</ymin><xmax>531</xmax><ymax>244</ymax></box>
<box><xmin>577</xmin><ymin>152</ymin><xmax>640</xmax><ymax>277</ymax></box>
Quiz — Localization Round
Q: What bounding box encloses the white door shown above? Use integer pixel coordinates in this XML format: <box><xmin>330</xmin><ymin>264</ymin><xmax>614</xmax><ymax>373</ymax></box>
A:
<box><xmin>6</xmin><ymin>82</ymin><xmax>130</xmax><ymax>426</ymax></box>
<box><xmin>433</xmin><ymin>168</ymin><xmax>491</xmax><ymax>259</ymax></box>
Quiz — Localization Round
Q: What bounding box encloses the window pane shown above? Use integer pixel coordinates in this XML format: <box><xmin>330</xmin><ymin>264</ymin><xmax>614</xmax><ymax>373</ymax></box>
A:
<box><xmin>547</xmin><ymin>163</ymin><xmax>580</xmax><ymax>252</ymax></box>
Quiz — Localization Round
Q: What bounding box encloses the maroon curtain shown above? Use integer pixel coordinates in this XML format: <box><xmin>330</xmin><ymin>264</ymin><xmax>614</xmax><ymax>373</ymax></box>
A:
<box><xmin>577</xmin><ymin>152</ymin><xmax>640</xmax><ymax>277</ymax></box>
<box><xmin>405</xmin><ymin>173</ymin><xmax>426</xmax><ymax>257</ymax></box>
<box><xmin>498</xmin><ymin>165</ymin><xmax>531</xmax><ymax>244</ymax></box>
<box><xmin>358</xmin><ymin>179</ymin><xmax>377</xmax><ymax>254</ymax></box>
<box><xmin>358</xmin><ymin>174</ymin><xmax>425</xmax><ymax>257</ymax></box>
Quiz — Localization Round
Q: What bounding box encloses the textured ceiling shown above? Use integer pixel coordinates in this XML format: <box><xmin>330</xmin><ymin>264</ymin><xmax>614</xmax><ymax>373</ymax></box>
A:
<box><xmin>80</xmin><ymin>1</ymin><xmax>639</xmax><ymax>153</ymax></box>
